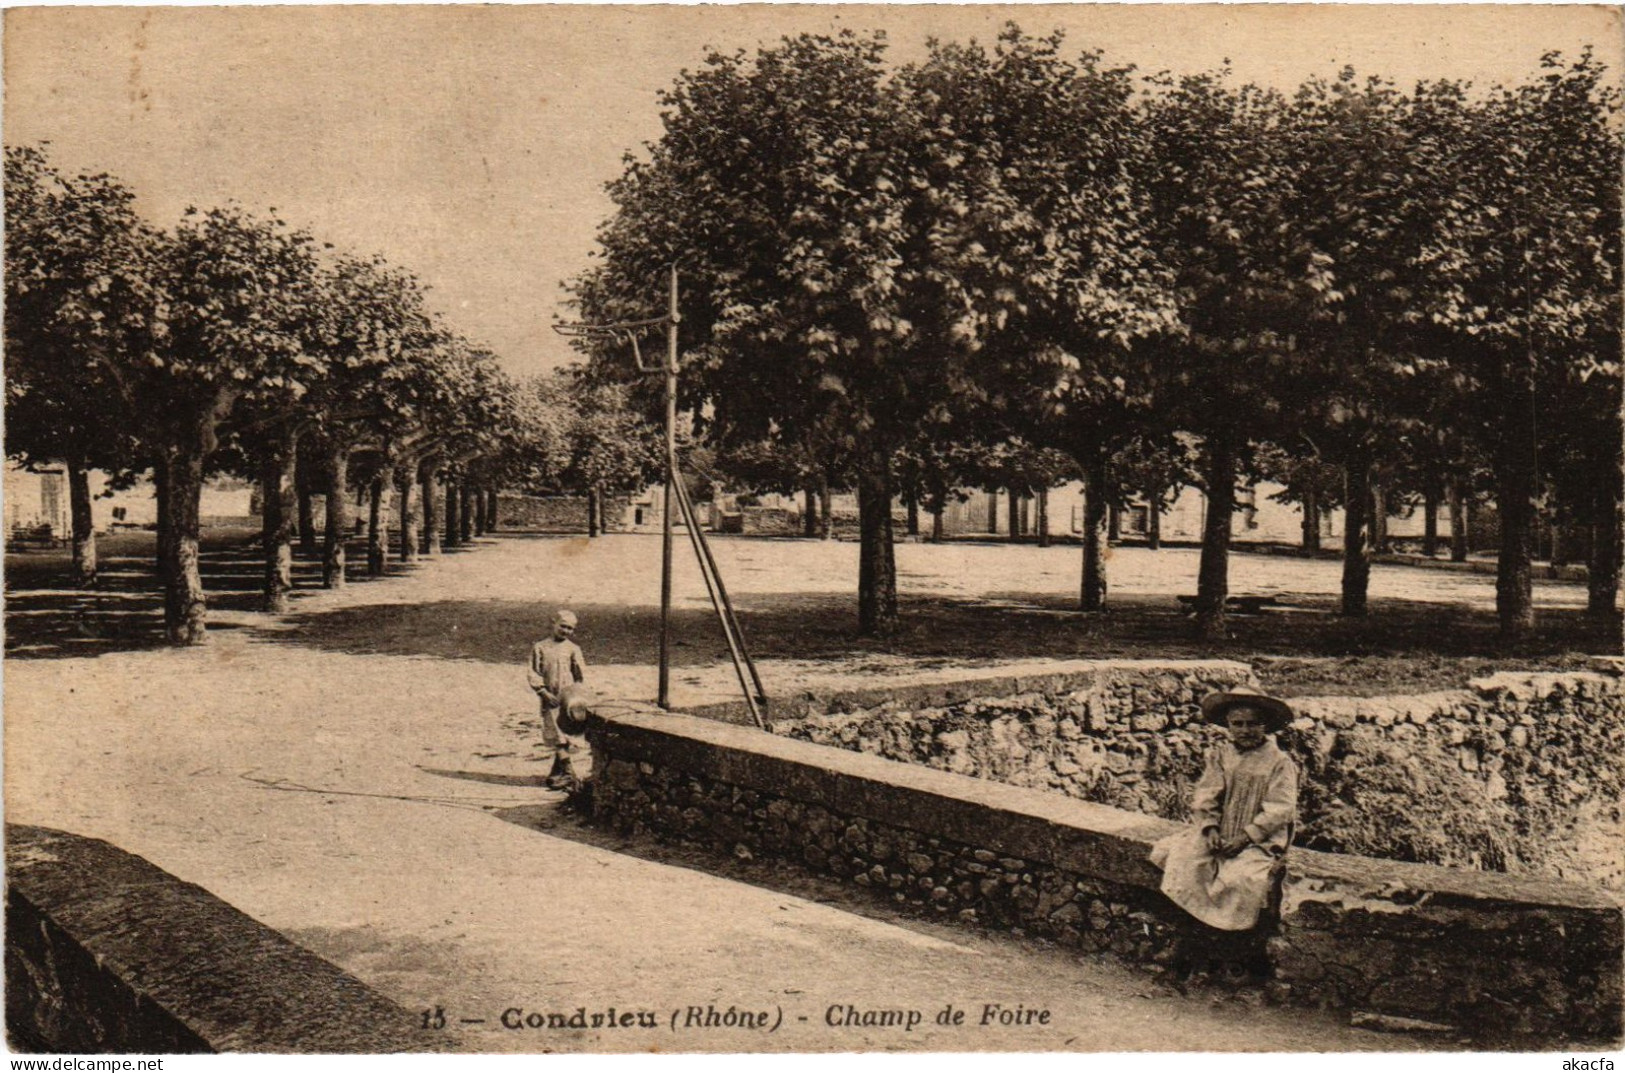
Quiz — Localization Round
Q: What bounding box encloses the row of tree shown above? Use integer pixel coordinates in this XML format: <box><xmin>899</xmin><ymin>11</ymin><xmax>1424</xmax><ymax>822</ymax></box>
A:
<box><xmin>570</xmin><ymin>27</ymin><xmax>1622</xmax><ymax>639</ymax></box>
<box><xmin>5</xmin><ymin>145</ymin><xmax>622</xmax><ymax>643</ymax></box>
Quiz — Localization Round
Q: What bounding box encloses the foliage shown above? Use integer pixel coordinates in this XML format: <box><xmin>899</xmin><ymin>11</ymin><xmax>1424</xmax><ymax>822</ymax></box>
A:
<box><xmin>4</xmin><ymin>144</ymin><xmax>529</xmax><ymax>637</ymax></box>
<box><xmin>1296</xmin><ymin>730</ymin><xmax>1518</xmax><ymax>872</ymax></box>
<box><xmin>4</xmin><ymin>146</ymin><xmax>154</xmax><ymax>477</ymax></box>
<box><xmin>1405</xmin><ymin>52</ymin><xmax>1622</xmax><ymax>631</ymax></box>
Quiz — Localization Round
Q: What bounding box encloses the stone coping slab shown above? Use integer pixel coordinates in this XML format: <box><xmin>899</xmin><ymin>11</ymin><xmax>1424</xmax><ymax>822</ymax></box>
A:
<box><xmin>683</xmin><ymin>658</ymin><xmax>1254</xmax><ymax>725</ymax></box>
<box><xmin>590</xmin><ymin>706</ymin><xmax>1622</xmax><ymax>915</ymax></box>
<box><xmin>5</xmin><ymin>825</ymin><xmax>446</xmax><ymax>1054</ymax></box>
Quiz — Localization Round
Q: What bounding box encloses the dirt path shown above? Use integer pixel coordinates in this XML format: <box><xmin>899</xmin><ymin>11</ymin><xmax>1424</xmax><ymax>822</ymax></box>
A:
<box><xmin>4</xmin><ymin>535</ymin><xmax>1484</xmax><ymax>1052</ymax></box>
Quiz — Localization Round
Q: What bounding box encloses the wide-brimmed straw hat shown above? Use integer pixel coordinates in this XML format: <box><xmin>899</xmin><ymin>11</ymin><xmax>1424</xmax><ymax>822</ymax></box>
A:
<box><xmin>1200</xmin><ymin>690</ymin><xmax>1294</xmax><ymax>732</ymax></box>
<box><xmin>555</xmin><ymin>681</ymin><xmax>595</xmax><ymax>736</ymax></box>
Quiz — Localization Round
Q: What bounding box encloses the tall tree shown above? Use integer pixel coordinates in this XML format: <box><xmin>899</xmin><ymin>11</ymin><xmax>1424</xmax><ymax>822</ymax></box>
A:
<box><xmin>565</xmin><ymin>378</ymin><xmax>665</xmax><ymax>533</ymax></box>
<box><xmin>139</xmin><ymin>206</ymin><xmax>325</xmax><ymax>640</ymax></box>
<box><xmin>1272</xmin><ymin>72</ymin><xmax>1418</xmax><ymax>614</ymax></box>
<box><xmin>4</xmin><ymin>146</ymin><xmax>152</xmax><ymax>586</ymax></box>
<box><xmin>1409</xmin><ymin>52</ymin><xmax>1622</xmax><ymax>637</ymax></box>
<box><xmin>901</xmin><ymin>28</ymin><xmax>1175</xmax><ymax>610</ymax></box>
<box><xmin>577</xmin><ymin>31</ymin><xmax>966</xmax><ymax>634</ymax></box>
<box><xmin>1112</xmin><ymin>432</ymin><xmax>1200</xmax><ymax>551</ymax></box>
<box><xmin>304</xmin><ymin>255</ymin><xmax>438</xmax><ymax>587</ymax></box>
<box><xmin>1139</xmin><ymin>73</ymin><xmax>1303</xmax><ymax>638</ymax></box>
<box><xmin>1249</xmin><ymin>443</ymin><xmax>1342</xmax><ymax>553</ymax></box>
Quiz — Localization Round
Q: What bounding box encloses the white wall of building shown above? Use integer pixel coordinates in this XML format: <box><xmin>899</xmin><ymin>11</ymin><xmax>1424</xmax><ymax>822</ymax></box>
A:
<box><xmin>4</xmin><ymin>465</ymin><xmax>257</xmax><ymax>534</ymax></box>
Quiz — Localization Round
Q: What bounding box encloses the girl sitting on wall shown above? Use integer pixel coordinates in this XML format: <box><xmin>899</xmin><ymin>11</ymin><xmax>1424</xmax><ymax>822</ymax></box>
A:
<box><xmin>1150</xmin><ymin>691</ymin><xmax>1299</xmax><ymax>942</ymax></box>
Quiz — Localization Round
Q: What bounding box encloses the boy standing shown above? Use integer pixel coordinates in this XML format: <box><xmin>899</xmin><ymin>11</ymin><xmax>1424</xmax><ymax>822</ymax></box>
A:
<box><xmin>528</xmin><ymin>609</ymin><xmax>588</xmax><ymax>790</ymax></box>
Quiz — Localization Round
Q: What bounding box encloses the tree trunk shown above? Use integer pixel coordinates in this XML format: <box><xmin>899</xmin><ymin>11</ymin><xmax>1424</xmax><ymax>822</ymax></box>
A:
<box><xmin>905</xmin><ymin>493</ymin><xmax>919</xmax><ymax>537</ymax></box>
<box><xmin>1449</xmin><ymin>479</ymin><xmax>1469</xmax><ymax>562</ymax></box>
<box><xmin>1341</xmin><ymin>453</ymin><xmax>1372</xmax><ymax>617</ymax></box>
<box><xmin>1147</xmin><ymin>492</ymin><xmax>1163</xmax><ymax>551</ymax></box>
<box><xmin>856</xmin><ymin>443</ymin><xmax>897</xmax><ymax>636</ymax></box>
<box><xmin>397</xmin><ymin>462</ymin><xmax>418</xmax><ymax>563</ymax></box>
<box><xmin>444</xmin><ymin>479</ymin><xmax>460</xmax><ymax>548</ymax></box>
<box><xmin>931</xmin><ymin>504</ymin><xmax>944</xmax><ymax>544</ymax></box>
<box><xmin>461</xmin><ymin>481</ymin><xmax>475</xmax><ymax>543</ymax></box>
<box><xmin>1107</xmin><ymin>503</ymin><xmax>1122</xmax><ymax>544</ymax></box>
<box><xmin>1302</xmin><ymin>488</ymin><xmax>1321</xmax><ymax>552</ymax></box>
<box><xmin>421</xmin><ymin>464</ymin><xmax>441</xmax><ymax>556</ymax></box>
<box><xmin>1495</xmin><ymin>379</ymin><xmax>1538</xmax><ymax>640</ymax></box>
<box><xmin>260</xmin><ymin>427</ymin><xmax>299</xmax><ymax>614</ymax></box>
<box><xmin>322</xmin><ymin>442</ymin><xmax>349</xmax><ymax>588</ymax></box>
<box><xmin>159</xmin><ymin>419</ymin><xmax>212</xmax><ymax>645</ymax></box>
<box><xmin>1008</xmin><ymin>488</ymin><xmax>1021</xmax><ymax>542</ymax></box>
<box><xmin>803</xmin><ymin>486</ymin><xmax>818</xmax><ymax>537</ymax></box>
<box><xmin>367</xmin><ymin>472</ymin><xmax>390</xmax><ymax>576</ymax></box>
<box><xmin>819</xmin><ymin>474</ymin><xmax>832</xmax><ymax>540</ymax></box>
<box><xmin>587</xmin><ymin>485</ymin><xmax>601</xmax><ymax>538</ymax></box>
<box><xmin>1080</xmin><ymin>455</ymin><xmax>1109</xmax><ymax>612</ymax></box>
<box><xmin>1371</xmin><ymin>482</ymin><xmax>1389</xmax><ymax>554</ymax></box>
<box><xmin>987</xmin><ymin>490</ymin><xmax>999</xmax><ymax>536</ymax></box>
<box><xmin>1036</xmin><ymin>487</ymin><xmax>1050</xmax><ymax>548</ymax></box>
<box><xmin>154</xmin><ymin>459</ymin><xmax>170</xmax><ymax>584</ymax></box>
<box><xmin>1423</xmin><ymin>487</ymin><xmax>1440</xmax><ymax>558</ymax></box>
<box><xmin>485</xmin><ymin>486</ymin><xmax>498</xmax><ymax>532</ymax></box>
<box><xmin>67</xmin><ymin>457</ymin><xmax>97</xmax><ymax>588</ymax></box>
<box><xmin>472</xmin><ymin>486</ymin><xmax>486</xmax><ymax>536</ymax></box>
<box><xmin>1375</xmin><ymin>487</ymin><xmax>1389</xmax><ymax>549</ymax></box>
<box><xmin>1195</xmin><ymin>437</ymin><xmax>1237</xmax><ymax>640</ymax></box>
<box><xmin>1589</xmin><ymin>507</ymin><xmax>1622</xmax><ymax>616</ymax></box>
<box><xmin>297</xmin><ymin>463</ymin><xmax>318</xmax><ymax>559</ymax></box>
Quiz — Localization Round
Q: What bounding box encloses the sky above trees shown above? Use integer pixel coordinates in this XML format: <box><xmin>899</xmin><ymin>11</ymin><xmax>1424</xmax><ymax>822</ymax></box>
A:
<box><xmin>5</xmin><ymin>4</ymin><xmax>1619</xmax><ymax>380</ymax></box>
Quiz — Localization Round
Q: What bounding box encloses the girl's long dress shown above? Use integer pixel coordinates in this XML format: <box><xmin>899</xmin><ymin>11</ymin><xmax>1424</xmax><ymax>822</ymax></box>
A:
<box><xmin>1149</xmin><ymin>739</ymin><xmax>1298</xmax><ymax>931</ymax></box>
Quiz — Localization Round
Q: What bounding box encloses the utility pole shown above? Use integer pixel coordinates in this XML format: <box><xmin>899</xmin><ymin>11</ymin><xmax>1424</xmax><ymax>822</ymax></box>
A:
<box><xmin>554</xmin><ymin>266</ymin><xmax>763</xmax><ymax>721</ymax></box>
<box><xmin>658</xmin><ymin>266</ymin><xmax>679</xmax><ymax>709</ymax></box>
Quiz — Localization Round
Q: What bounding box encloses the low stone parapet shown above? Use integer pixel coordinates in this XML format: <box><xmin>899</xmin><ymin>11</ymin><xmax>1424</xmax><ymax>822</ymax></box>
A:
<box><xmin>693</xmin><ymin>658</ymin><xmax>1253</xmax><ymax>728</ymax></box>
<box><xmin>5</xmin><ymin>825</ymin><xmax>442</xmax><ymax>1053</ymax></box>
<box><xmin>756</xmin><ymin>661</ymin><xmax>1624</xmax><ymax>890</ymax></box>
<box><xmin>495</xmin><ymin>494</ymin><xmax>630</xmax><ymax>532</ymax></box>
<box><xmin>1278</xmin><ymin>847</ymin><xmax>1623</xmax><ymax>1038</ymax></box>
<box><xmin>586</xmin><ymin>706</ymin><xmax>1624</xmax><ymax>1042</ymax></box>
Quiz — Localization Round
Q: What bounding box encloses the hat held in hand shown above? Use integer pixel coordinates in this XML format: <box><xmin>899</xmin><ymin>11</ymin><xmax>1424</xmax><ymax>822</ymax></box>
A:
<box><xmin>555</xmin><ymin>681</ymin><xmax>595</xmax><ymax>736</ymax></box>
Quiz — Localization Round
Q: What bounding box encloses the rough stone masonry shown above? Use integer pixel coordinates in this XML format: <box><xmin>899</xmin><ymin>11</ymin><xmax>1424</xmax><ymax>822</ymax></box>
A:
<box><xmin>769</xmin><ymin>661</ymin><xmax>1625</xmax><ymax>889</ymax></box>
<box><xmin>588</xmin><ymin>661</ymin><xmax>1624</xmax><ymax>1042</ymax></box>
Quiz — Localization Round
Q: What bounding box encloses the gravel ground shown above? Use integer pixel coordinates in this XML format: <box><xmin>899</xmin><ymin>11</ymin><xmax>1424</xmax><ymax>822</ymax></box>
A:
<box><xmin>0</xmin><ymin>533</ymin><xmax>1520</xmax><ymax>1054</ymax></box>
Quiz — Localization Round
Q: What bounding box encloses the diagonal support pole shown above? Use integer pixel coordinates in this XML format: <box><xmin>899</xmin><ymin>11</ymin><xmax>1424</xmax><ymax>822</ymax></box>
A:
<box><xmin>554</xmin><ymin>266</ymin><xmax>770</xmax><ymax>725</ymax></box>
<box><xmin>671</xmin><ymin>470</ymin><xmax>765</xmax><ymax>728</ymax></box>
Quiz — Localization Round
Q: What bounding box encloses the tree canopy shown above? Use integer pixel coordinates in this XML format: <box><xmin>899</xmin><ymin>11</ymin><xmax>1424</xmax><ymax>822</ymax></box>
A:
<box><xmin>574</xmin><ymin>27</ymin><xmax>1621</xmax><ymax>637</ymax></box>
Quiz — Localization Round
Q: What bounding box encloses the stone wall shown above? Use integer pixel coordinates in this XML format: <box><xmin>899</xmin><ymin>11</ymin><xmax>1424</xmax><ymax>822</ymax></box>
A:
<box><xmin>768</xmin><ymin>663</ymin><xmax>1625</xmax><ymax>890</ymax></box>
<box><xmin>6</xmin><ymin>825</ymin><xmax>442</xmax><ymax>1054</ymax></box>
<box><xmin>740</xmin><ymin>507</ymin><xmax>802</xmax><ymax>536</ymax></box>
<box><xmin>1288</xmin><ymin>671</ymin><xmax>1625</xmax><ymax>889</ymax></box>
<box><xmin>1277</xmin><ymin>848</ymin><xmax>1622</xmax><ymax>1037</ymax></box>
<box><xmin>496</xmin><ymin>494</ymin><xmax>628</xmax><ymax>532</ymax></box>
<box><xmin>585</xmin><ymin>708</ymin><xmax>1624</xmax><ymax>1041</ymax></box>
<box><xmin>768</xmin><ymin>661</ymin><xmax>1254</xmax><ymax>819</ymax></box>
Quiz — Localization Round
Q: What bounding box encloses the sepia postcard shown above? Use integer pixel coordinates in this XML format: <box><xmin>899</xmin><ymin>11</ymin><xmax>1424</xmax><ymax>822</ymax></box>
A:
<box><xmin>4</xmin><ymin>3</ymin><xmax>1623</xmax><ymax>1068</ymax></box>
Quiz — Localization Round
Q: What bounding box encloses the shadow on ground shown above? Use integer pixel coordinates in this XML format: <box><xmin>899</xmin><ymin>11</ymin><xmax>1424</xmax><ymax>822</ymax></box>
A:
<box><xmin>8</xmin><ymin>532</ymin><xmax>1617</xmax><ymax>694</ymax></box>
<box><xmin>252</xmin><ymin>590</ymin><xmax>1614</xmax><ymax>695</ymax></box>
<box><xmin>7</xmin><ymin>531</ymin><xmax>419</xmax><ymax>660</ymax></box>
